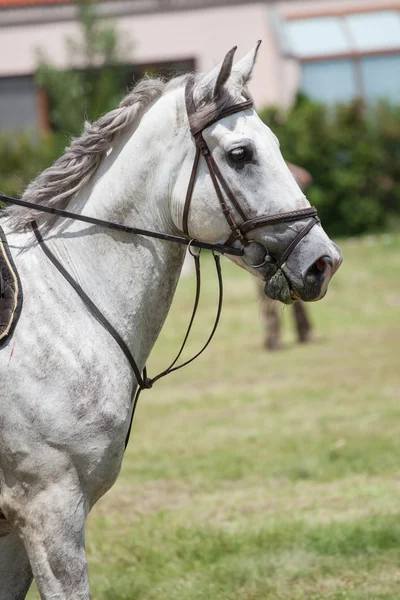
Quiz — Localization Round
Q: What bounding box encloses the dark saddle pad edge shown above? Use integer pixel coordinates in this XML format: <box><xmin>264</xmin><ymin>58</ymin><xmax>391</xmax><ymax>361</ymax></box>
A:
<box><xmin>0</xmin><ymin>226</ymin><xmax>23</xmax><ymax>346</ymax></box>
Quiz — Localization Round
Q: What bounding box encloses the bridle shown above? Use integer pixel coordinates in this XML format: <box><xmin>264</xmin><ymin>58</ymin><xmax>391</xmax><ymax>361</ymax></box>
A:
<box><xmin>182</xmin><ymin>78</ymin><xmax>320</xmax><ymax>269</ymax></box>
<box><xmin>0</xmin><ymin>78</ymin><xmax>320</xmax><ymax>447</ymax></box>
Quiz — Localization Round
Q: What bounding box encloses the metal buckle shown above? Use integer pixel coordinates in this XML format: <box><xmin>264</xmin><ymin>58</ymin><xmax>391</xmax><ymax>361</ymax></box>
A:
<box><xmin>188</xmin><ymin>239</ymin><xmax>202</xmax><ymax>257</ymax></box>
<box><xmin>242</xmin><ymin>240</ymin><xmax>275</xmax><ymax>269</ymax></box>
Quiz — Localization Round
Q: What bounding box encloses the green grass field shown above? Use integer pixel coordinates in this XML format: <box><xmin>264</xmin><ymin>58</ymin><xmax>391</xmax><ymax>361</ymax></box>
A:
<box><xmin>29</xmin><ymin>234</ymin><xmax>400</xmax><ymax>600</ymax></box>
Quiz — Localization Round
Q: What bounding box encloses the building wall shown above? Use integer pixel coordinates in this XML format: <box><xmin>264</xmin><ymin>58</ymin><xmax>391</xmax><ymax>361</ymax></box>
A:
<box><xmin>0</xmin><ymin>0</ymin><xmax>399</xmax><ymax>131</ymax></box>
<box><xmin>0</xmin><ymin>3</ymin><xmax>286</xmax><ymax>109</ymax></box>
<box><xmin>275</xmin><ymin>0</ymin><xmax>400</xmax><ymax>104</ymax></box>
<box><xmin>278</xmin><ymin>0</ymin><xmax>400</xmax><ymax>18</ymax></box>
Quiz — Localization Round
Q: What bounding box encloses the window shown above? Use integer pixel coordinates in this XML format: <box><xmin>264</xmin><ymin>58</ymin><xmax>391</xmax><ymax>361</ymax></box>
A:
<box><xmin>347</xmin><ymin>11</ymin><xmax>400</xmax><ymax>52</ymax></box>
<box><xmin>0</xmin><ymin>76</ymin><xmax>38</xmax><ymax>132</ymax></box>
<box><xmin>302</xmin><ymin>60</ymin><xmax>356</xmax><ymax>104</ymax></box>
<box><xmin>361</xmin><ymin>54</ymin><xmax>400</xmax><ymax>103</ymax></box>
<box><xmin>0</xmin><ymin>59</ymin><xmax>195</xmax><ymax>135</ymax></box>
<box><xmin>284</xmin><ymin>17</ymin><xmax>348</xmax><ymax>58</ymax></box>
<box><xmin>279</xmin><ymin>10</ymin><xmax>400</xmax><ymax>104</ymax></box>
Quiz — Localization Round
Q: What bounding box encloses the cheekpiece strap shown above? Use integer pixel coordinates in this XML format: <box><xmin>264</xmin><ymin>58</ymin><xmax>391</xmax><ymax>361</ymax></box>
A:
<box><xmin>183</xmin><ymin>78</ymin><xmax>254</xmax><ymax>238</ymax></box>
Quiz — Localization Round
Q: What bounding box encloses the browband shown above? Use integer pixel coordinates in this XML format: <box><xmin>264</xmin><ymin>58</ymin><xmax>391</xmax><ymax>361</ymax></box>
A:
<box><xmin>185</xmin><ymin>77</ymin><xmax>253</xmax><ymax>137</ymax></box>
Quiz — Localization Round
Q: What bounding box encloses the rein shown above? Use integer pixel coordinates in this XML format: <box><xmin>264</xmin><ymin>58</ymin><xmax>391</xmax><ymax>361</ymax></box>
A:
<box><xmin>0</xmin><ymin>192</ymin><xmax>227</xmax><ymax>448</ymax></box>
<box><xmin>0</xmin><ymin>80</ymin><xmax>321</xmax><ymax>447</ymax></box>
<box><xmin>30</xmin><ymin>220</ymin><xmax>222</xmax><ymax>448</ymax></box>
<box><xmin>0</xmin><ymin>194</ymin><xmax>243</xmax><ymax>257</ymax></box>
<box><xmin>0</xmin><ymin>193</ymin><xmax>225</xmax><ymax>448</ymax></box>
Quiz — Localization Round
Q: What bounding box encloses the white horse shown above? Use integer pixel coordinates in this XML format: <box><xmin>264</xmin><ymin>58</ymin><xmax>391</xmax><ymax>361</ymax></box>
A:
<box><xmin>0</xmin><ymin>44</ymin><xmax>341</xmax><ymax>599</ymax></box>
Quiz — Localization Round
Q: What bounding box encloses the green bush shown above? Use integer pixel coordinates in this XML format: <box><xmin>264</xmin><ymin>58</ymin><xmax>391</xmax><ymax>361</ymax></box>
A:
<box><xmin>1</xmin><ymin>96</ymin><xmax>399</xmax><ymax>238</ymax></box>
<box><xmin>35</xmin><ymin>0</ymin><xmax>131</xmax><ymax>137</ymax></box>
<box><xmin>0</xmin><ymin>132</ymin><xmax>64</xmax><ymax>198</ymax></box>
<box><xmin>259</xmin><ymin>96</ymin><xmax>400</xmax><ymax>237</ymax></box>
<box><xmin>0</xmin><ymin>0</ymin><xmax>129</xmax><ymax>201</ymax></box>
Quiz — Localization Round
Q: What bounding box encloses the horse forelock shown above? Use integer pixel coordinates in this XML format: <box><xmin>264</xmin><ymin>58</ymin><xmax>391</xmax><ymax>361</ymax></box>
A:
<box><xmin>190</xmin><ymin>72</ymin><xmax>247</xmax><ymax>134</ymax></box>
<box><xmin>5</xmin><ymin>72</ymin><xmax>246</xmax><ymax>233</ymax></box>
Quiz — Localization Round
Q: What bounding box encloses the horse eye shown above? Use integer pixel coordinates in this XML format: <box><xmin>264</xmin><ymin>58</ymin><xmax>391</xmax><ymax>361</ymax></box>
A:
<box><xmin>229</xmin><ymin>147</ymin><xmax>250</xmax><ymax>163</ymax></box>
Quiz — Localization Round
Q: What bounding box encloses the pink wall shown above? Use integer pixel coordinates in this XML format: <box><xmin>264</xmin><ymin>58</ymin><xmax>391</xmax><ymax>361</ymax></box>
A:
<box><xmin>0</xmin><ymin>3</ymin><xmax>286</xmax><ymax>109</ymax></box>
<box><xmin>0</xmin><ymin>0</ymin><xmax>397</xmax><ymax>112</ymax></box>
<box><xmin>0</xmin><ymin>21</ymin><xmax>80</xmax><ymax>74</ymax></box>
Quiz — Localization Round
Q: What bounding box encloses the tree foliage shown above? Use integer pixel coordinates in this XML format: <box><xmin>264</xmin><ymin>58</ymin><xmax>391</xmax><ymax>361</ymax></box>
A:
<box><xmin>35</xmin><ymin>0</ymin><xmax>131</xmax><ymax>136</ymax></box>
<box><xmin>0</xmin><ymin>133</ymin><xmax>65</xmax><ymax>198</ymax></box>
<box><xmin>1</xmin><ymin>11</ymin><xmax>400</xmax><ymax>240</ymax></box>
<box><xmin>260</xmin><ymin>96</ymin><xmax>400</xmax><ymax>237</ymax></box>
<box><xmin>0</xmin><ymin>0</ymin><xmax>130</xmax><ymax>199</ymax></box>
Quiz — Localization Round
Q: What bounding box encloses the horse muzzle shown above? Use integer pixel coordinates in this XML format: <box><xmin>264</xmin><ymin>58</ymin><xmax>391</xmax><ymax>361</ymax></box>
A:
<box><xmin>281</xmin><ymin>233</ymin><xmax>343</xmax><ymax>303</ymax></box>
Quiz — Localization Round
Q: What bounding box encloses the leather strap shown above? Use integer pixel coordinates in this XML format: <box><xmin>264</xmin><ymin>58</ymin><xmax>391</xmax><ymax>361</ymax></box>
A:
<box><xmin>188</xmin><ymin>99</ymin><xmax>253</xmax><ymax>136</ymax></box>
<box><xmin>275</xmin><ymin>216</ymin><xmax>320</xmax><ymax>269</ymax></box>
<box><xmin>182</xmin><ymin>146</ymin><xmax>201</xmax><ymax>235</ymax></box>
<box><xmin>184</xmin><ymin>77</ymin><xmax>197</xmax><ymax>120</ymax></box>
<box><xmin>239</xmin><ymin>207</ymin><xmax>319</xmax><ymax>235</ymax></box>
<box><xmin>203</xmin><ymin>150</ymin><xmax>245</xmax><ymax>242</ymax></box>
<box><xmin>183</xmin><ymin>78</ymin><xmax>252</xmax><ymax>241</ymax></box>
<box><xmin>124</xmin><ymin>250</ymin><xmax>223</xmax><ymax>448</ymax></box>
<box><xmin>0</xmin><ymin>193</ymin><xmax>243</xmax><ymax>257</ymax></box>
<box><xmin>182</xmin><ymin>79</ymin><xmax>320</xmax><ymax>264</ymax></box>
<box><xmin>30</xmin><ymin>219</ymin><xmax>224</xmax><ymax>448</ymax></box>
<box><xmin>185</xmin><ymin>77</ymin><xmax>253</xmax><ymax>137</ymax></box>
<box><xmin>31</xmin><ymin>220</ymin><xmax>150</xmax><ymax>390</ymax></box>
<box><xmin>204</xmin><ymin>150</ymin><xmax>248</xmax><ymax>222</ymax></box>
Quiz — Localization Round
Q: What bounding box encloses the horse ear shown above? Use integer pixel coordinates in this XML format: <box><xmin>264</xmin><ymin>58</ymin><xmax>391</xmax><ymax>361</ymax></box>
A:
<box><xmin>193</xmin><ymin>46</ymin><xmax>237</xmax><ymax>105</ymax></box>
<box><xmin>214</xmin><ymin>46</ymin><xmax>237</xmax><ymax>96</ymax></box>
<box><xmin>232</xmin><ymin>40</ymin><xmax>262</xmax><ymax>83</ymax></box>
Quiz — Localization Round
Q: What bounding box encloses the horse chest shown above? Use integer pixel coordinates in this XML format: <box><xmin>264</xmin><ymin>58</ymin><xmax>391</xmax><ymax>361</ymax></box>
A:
<box><xmin>0</xmin><ymin>290</ymin><xmax>134</xmax><ymax>503</ymax></box>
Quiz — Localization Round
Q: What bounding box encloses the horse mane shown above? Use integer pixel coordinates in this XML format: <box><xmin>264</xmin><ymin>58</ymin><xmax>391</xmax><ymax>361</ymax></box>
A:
<box><xmin>6</xmin><ymin>72</ymin><xmax>244</xmax><ymax>232</ymax></box>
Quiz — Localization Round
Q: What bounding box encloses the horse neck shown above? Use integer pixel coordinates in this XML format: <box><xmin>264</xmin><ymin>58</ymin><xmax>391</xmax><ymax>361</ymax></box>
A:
<box><xmin>43</xmin><ymin>93</ymin><xmax>187</xmax><ymax>365</ymax></box>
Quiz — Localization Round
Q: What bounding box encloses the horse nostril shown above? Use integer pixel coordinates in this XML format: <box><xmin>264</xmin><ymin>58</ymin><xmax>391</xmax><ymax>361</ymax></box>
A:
<box><xmin>314</xmin><ymin>255</ymin><xmax>333</xmax><ymax>273</ymax></box>
<box><xmin>304</xmin><ymin>255</ymin><xmax>333</xmax><ymax>282</ymax></box>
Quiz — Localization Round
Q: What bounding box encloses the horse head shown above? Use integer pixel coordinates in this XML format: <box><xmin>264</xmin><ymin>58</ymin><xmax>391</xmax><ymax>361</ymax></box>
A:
<box><xmin>170</xmin><ymin>43</ymin><xmax>342</xmax><ymax>303</ymax></box>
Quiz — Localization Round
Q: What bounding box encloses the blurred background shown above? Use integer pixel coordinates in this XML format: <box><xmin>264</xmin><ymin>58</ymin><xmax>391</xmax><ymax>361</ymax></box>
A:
<box><xmin>1</xmin><ymin>0</ymin><xmax>399</xmax><ymax>598</ymax></box>
<box><xmin>1</xmin><ymin>0</ymin><xmax>399</xmax><ymax>239</ymax></box>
